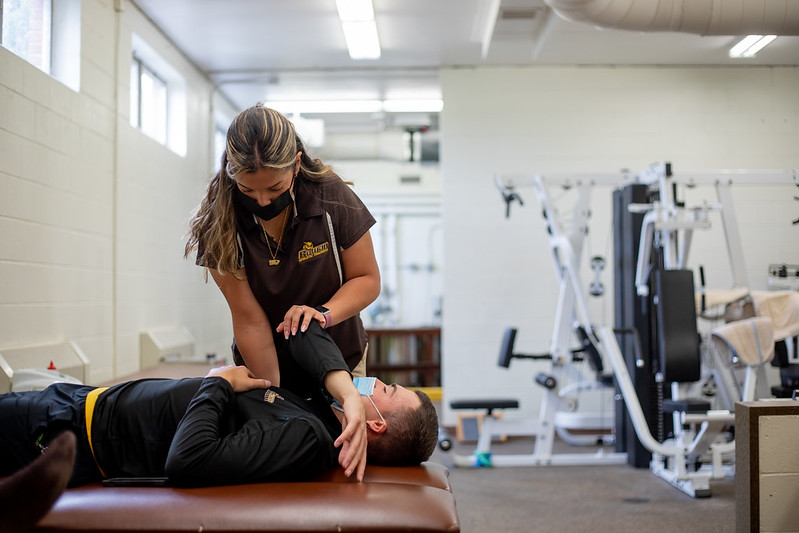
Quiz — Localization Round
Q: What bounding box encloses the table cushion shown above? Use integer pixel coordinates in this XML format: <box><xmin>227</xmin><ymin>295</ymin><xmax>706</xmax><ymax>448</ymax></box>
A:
<box><xmin>33</xmin><ymin>463</ymin><xmax>459</xmax><ymax>533</ymax></box>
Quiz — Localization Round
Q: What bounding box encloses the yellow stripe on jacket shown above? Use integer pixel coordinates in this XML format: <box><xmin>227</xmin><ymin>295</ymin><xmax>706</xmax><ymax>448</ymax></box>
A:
<box><xmin>85</xmin><ymin>386</ymin><xmax>109</xmax><ymax>478</ymax></box>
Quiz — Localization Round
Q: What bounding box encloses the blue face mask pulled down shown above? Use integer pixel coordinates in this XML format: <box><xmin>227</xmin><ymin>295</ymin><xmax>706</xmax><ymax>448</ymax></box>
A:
<box><xmin>352</xmin><ymin>377</ymin><xmax>377</xmax><ymax>397</ymax></box>
<box><xmin>331</xmin><ymin>377</ymin><xmax>384</xmax><ymax>423</ymax></box>
<box><xmin>330</xmin><ymin>378</ymin><xmax>376</xmax><ymax>410</ymax></box>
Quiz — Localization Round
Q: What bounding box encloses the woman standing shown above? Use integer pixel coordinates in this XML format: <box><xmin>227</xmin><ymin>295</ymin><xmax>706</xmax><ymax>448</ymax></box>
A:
<box><xmin>185</xmin><ymin>104</ymin><xmax>380</xmax><ymax>393</ymax></box>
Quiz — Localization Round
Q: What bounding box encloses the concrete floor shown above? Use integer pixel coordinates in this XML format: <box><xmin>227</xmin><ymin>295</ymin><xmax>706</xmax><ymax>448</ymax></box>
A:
<box><xmin>429</xmin><ymin>436</ymin><xmax>736</xmax><ymax>533</ymax></box>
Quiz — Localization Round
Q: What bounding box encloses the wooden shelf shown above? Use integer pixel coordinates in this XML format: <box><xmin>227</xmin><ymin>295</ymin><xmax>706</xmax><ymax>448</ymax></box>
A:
<box><xmin>366</xmin><ymin>327</ymin><xmax>441</xmax><ymax>387</ymax></box>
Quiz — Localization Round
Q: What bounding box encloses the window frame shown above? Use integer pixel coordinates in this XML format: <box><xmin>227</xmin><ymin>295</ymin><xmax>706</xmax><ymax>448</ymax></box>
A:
<box><xmin>1</xmin><ymin>0</ymin><xmax>80</xmax><ymax>91</ymax></box>
<box><xmin>1</xmin><ymin>0</ymin><xmax>52</xmax><ymax>72</ymax></box>
<box><xmin>129</xmin><ymin>33</ymin><xmax>187</xmax><ymax>157</ymax></box>
<box><xmin>130</xmin><ymin>54</ymin><xmax>169</xmax><ymax>145</ymax></box>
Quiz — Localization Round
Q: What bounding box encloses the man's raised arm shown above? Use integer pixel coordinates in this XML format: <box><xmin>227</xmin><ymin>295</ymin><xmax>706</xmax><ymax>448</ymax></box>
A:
<box><xmin>286</xmin><ymin>323</ymin><xmax>368</xmax><ymax>481</ymax></box>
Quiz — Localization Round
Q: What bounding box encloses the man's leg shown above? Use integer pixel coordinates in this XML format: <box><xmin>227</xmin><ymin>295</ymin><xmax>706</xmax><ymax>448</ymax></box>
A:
<box><xmin>0</xmin><ymin>384</ymin><xmax>102</xmax><ymax>487</ymax></box>
<box><xmin>0</xmin><ymin>431</ymin><xmax>76</xmax><ymax>533</ymax></box>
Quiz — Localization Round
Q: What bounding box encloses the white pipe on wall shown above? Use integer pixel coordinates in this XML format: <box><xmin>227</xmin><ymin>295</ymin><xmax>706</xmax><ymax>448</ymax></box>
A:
<box><xmin>544</xmin><ymin>0</ymin><xmax>799</xmax><ymax>35</ymax></box>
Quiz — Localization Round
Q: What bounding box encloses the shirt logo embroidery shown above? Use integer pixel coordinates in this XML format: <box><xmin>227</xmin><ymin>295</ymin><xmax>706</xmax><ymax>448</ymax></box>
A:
<box><xmin>298</xmin><ymin>241</ymin><xmax>329</xmax><ymax>263</ymax></box>
<box><xmin>264</xmin><ymin>390</ymin><xmax>284</xmax><ymax>403</ymax></box>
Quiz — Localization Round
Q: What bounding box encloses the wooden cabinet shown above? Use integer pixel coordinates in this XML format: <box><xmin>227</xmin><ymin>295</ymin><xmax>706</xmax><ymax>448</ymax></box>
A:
<box><xmin>736</xmin><ymin>399</ymin><xmax>799</xmax><ymax>532</ymax></box>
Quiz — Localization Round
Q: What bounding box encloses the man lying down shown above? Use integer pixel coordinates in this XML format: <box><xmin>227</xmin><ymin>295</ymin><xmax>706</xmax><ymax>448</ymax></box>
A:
<box><xmin>0</xmin><ymin>322</ymin><xmax>439</xmax><ymax>488</ymax></box>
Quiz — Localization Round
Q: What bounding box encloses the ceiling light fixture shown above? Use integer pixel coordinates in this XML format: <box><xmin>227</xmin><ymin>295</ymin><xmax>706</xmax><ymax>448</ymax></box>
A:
<box><xmin>382</xmin><ymin>99</ymin><xmax>444</xmax><ymax>113</ymax></box>
<box><xmin>265</xmin><ymin>99</ymin><xmax>443</xmax><ymax>115</ymax></box>
<box><xmin>336</xmin><ymin>0</ymin><xmax>381</xmax><ymax>60</ymax></box>
<box><xmin>729</xmin><ymin>35</ymin><xmax>777</xmax><ymax>58</ymax></box>
<box><xmin>268</xmin><ymin>100</ymin><xmax>383</xmax><ymax>114</ymax></box>
<box><xmin>335</xmin><ymin>0</ymin><xmax>374</xmax><ymax>22</ymax></box>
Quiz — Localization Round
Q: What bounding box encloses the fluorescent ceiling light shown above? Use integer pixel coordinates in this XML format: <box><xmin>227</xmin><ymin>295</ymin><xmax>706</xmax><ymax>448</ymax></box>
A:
<box><xmin>290</xmin><ymin>116</ymin><xmax>325</xmax><ymax>148</ymax></box>
<box><xmin>264</xmin><ymin>99</ymin><xmax>443</xmax><ymax>114</ymax></box>
<box><xmin>336</xmin><ymin>0</ymin><xmax>380</xmax><ymax>59</ymax></box>
<box><xmin>335</xmin><ymin>0</ymin><xmax>374</xmax><ymax>21</ymax></box>
<box><xmin>383</xmin><ymin>99</ymin><xmax>444</xmax><ymax>113</ymax></box>
<box><xmin>729</xmin><ymin>35</ymin><xmax>777</xmax><ymax>58</ymax></box>
<box><xmin>267</xmin><ymin>100</ymin><xmax>383</xmax><ymax>114</ymax></box>
<box><xmin>341</xmin><ymin>20</ymin><xmax>381</xmax><ymax>59</ymax></box>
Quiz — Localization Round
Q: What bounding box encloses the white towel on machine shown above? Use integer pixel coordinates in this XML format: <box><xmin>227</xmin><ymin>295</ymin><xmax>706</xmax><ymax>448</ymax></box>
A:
<box><xmin>695</xmin><ymin>287</ymin><xmax>749</xmax><ymax>315</ymax></box>
<box><xmin>711</xmin><ymin>317</ymin><xmax>775</xmax><ymax>367</ymax></box>
<box><xmin>751</xmin><ymin>290</ymin><xmax>799</xmax><ymax>341</ymax></box>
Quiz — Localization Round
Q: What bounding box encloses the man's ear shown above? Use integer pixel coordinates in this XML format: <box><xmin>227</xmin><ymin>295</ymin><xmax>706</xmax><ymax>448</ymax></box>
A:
<box><xmin>366</xmin><ymin>418</ymin><xmax>387</xmax><ymax>435</ymax></box>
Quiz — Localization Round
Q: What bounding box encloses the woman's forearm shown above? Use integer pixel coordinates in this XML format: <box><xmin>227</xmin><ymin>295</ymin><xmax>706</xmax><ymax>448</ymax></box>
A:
<box><xmin>232</xmin><ymin>321</ymin><xmax>281</xmax><ymax>385</ymax></box>
<box><xmin>325</xmin><ymin>231</ymin><xmax>381</xmax><ymax>327</ymax></box>
<box><xmin>209</xmin><ymin>268</ymin><xmax>282</xmax><ymax>385</ymax></box>
<box><xmin>322</xmin><ymin>273</ymin><xmax>380</xmax><ymax>328</ymax></box>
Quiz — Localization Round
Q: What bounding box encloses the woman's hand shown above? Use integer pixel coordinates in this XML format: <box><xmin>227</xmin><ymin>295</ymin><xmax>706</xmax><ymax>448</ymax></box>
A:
<box><xmin>276</xmin><ymin>304</ymin><xmax>326</xmax><ymax>339</ymax></box>
<box><xmin>206</xmin><ymin>365</ymin><xmax>271</xmax><ymax>392</ymax></box>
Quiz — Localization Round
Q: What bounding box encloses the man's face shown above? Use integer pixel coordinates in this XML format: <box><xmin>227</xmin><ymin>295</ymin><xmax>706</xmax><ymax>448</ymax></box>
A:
<box><xmin>367</xmin><ymin>379</ymin><xmax>421</xmax><ymax>417</ymax></box>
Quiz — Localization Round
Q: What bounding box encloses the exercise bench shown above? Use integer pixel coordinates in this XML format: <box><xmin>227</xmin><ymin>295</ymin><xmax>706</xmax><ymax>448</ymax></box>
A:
<box><xmin>447</xmin><ymin>327</ymin><xmax>624</xmax><ymax>468</ymax></box>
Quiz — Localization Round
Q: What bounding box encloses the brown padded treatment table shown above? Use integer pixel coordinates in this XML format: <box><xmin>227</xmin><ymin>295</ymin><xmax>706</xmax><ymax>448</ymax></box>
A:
<box><xmin>32</xmin><ymin>462</ymin><xmax>460</xmax><ymax>533</ymax></box>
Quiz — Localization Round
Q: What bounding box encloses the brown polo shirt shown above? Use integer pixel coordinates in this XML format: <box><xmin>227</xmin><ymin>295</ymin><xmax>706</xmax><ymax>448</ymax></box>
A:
<box><xmin>227</xmin><ymin>175</ymin><xmax>376</xmax><ymax>392</ymax></box>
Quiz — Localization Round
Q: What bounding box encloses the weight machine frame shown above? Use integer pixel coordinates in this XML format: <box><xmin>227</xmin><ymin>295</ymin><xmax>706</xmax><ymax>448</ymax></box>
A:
<box><xmin>448</xmin><ymin>164</ymin><xmax>795</xmax><ymax>497</ymax></box>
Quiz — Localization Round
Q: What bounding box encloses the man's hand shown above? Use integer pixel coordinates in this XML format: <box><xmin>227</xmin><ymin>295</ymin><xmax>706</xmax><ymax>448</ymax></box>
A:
<box><xmin>324</xmin><ymin>370</ymin><xmax>367</xmax><ymax>481</ymax></box>
<box><xmin>335</xmin><ymin>393</ymin><xmax>367</xmax><ymax>482</ymax></box>
<box><xmin>206</xmin><ymin>365</ymin><xmax>271</xmax><ymax>393</ymax></box>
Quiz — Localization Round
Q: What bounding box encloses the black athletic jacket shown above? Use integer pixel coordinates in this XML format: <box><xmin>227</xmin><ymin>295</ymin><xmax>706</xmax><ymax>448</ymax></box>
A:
<box><xmin>91</xmin><ymin>323</ymin><xmax>348</xmax><ymax>486</ymax></box>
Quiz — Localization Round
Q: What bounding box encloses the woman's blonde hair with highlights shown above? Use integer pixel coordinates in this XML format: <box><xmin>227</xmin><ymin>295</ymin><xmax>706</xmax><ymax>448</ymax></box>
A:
<box><xmin>185</xmin><ymin>104</ymin><xmax>338</xmax><ymax>278</ymax></box>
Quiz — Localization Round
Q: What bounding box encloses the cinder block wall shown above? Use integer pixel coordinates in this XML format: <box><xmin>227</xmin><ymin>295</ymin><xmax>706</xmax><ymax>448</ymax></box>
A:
<box><xmin>0</xmin><ymin>0</ymin><xmax>230</xmax><ymax>383</ymax></box>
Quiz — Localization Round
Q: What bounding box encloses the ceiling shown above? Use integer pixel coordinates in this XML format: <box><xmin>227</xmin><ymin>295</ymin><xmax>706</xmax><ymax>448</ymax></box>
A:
<box><xmin>130</xmin><ymin>0</ymin><xmax>799</xmax><ymax>133</ymax></box>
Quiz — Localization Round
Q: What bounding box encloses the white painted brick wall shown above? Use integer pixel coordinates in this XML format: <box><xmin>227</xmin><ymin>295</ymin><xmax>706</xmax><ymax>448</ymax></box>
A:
<box><xmin>0</xmin><ymin>0</ymin><xmax>227</xmax><ymax>383</ymax></box>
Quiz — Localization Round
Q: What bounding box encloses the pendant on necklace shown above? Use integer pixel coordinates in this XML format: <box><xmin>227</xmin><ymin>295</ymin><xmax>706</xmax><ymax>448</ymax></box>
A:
<box><xmin>268</xmin><ymin>258</ymin><xmax>280</xmax><ymax>266</ymax></box>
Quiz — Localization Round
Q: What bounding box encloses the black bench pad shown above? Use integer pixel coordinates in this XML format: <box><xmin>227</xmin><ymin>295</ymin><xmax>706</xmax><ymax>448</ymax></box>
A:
<box><xmin>450</xmin><ymin>399</ymin><xmax>519</xmax><ymax>410</ymax></box>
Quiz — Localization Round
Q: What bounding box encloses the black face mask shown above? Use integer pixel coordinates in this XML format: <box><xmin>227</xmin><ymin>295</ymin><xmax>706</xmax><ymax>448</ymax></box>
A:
<box><xmin>235</xmin><ymin>180</ymin><xmax>295</xmax><ymax>221</ymax></box>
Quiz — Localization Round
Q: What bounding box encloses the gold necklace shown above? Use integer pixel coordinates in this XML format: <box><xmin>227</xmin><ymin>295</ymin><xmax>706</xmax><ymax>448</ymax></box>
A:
<box><xmin>261</xmin><ymin>208</ymin><xmax>289</xmax><ymax>266</ymax></box>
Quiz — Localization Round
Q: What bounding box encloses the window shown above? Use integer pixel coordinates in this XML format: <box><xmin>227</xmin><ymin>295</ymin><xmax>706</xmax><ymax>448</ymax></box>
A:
<box><xmin>129</xmin><ymin>33</ymin><xmax>187</xmax><ymax>156</ymax></box>
<box><xmin>1</xmin><ymin>0</ymin><xmax>80</xmax><ymax>90</ymax></box>
<box><xmin>213</xmin><ymin>106</ymin><xmax>234</xmax><ymax>170</ymax></box>
<box><xmin>214</xmin><ymin>124</ymin><xmax>226</xmax><ymax>171</ymax></box>
<box><xmin>131</xmin><ymin>57</ymin><xmax>168</xmax><ymax>145</ymax></box>
<box><xmin>1</xmin><ymin>0</ymin><xmax>51</xmax><ymax>72</ymax></box>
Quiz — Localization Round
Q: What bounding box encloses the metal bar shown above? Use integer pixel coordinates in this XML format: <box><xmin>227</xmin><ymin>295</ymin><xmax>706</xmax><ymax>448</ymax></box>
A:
<box><xmin>715</xmin><ymin>181</ymin><xmax>749</xmax><ymax>288</ymax></box>
<box><xmin>597</xmin><ymin>326</ymin><xmax>679</xmax><ymax>457</ymax></box>
<box><xmin>496</xmin><ymin>168</ymin><xmax>796</xmax><ymax>188</ymax></box>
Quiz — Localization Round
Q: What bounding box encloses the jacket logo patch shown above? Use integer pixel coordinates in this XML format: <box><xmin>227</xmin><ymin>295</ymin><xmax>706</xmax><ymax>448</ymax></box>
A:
<box><xmin>298</xmin><ymin>241</ymin><xmax>329</xmax><ymax>263</ymax></box>
<box><xmin>264</xmin><ymin>390</ymin><xmax>284</xmax><ymax>403</ymax></box>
